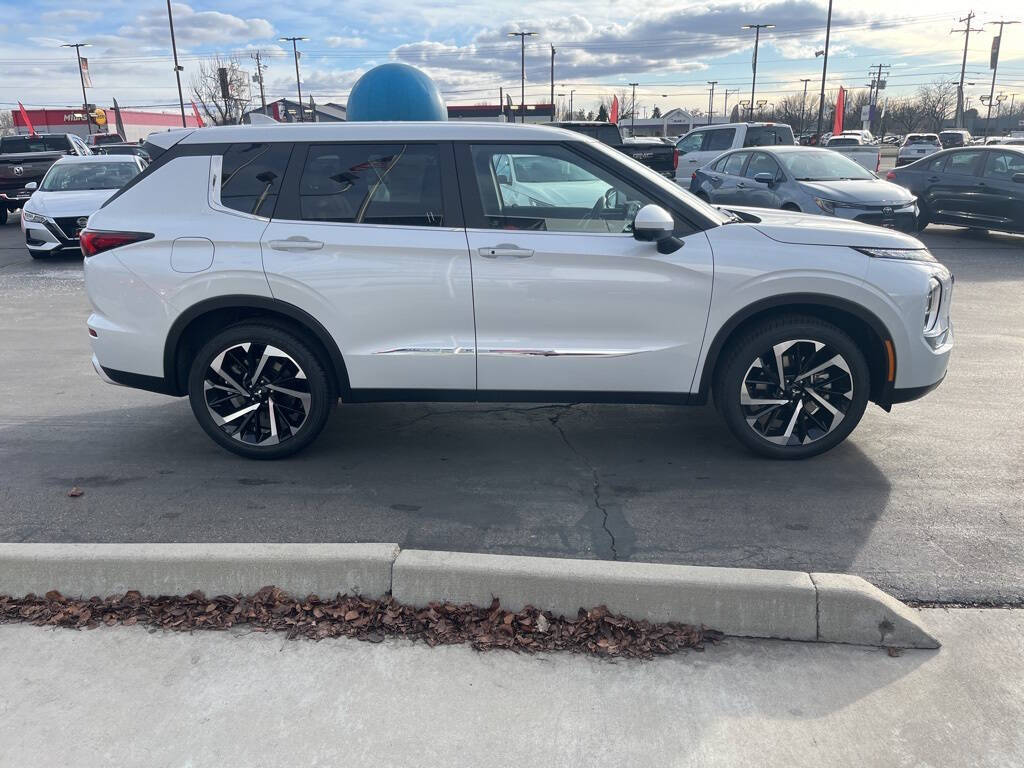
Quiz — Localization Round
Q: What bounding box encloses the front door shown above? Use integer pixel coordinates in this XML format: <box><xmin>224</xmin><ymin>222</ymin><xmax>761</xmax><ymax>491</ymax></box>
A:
<box><xmin>458</xmin><ymin>142</ymin><xmax>714</xmax><ymax>396</ymax></box>
<box><xmin>929</xmin><ymin>150</ymin><xmax>985</xmax><ymax>225</ymax></box>
<box><xmin>261</xmin><ymin>141</ymin><xmax>476</xmax><ymax>393</ymax></box>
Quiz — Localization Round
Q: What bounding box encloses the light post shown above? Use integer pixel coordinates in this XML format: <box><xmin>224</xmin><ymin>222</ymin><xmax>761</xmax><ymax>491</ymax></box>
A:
<box><xmin>629</xmin><ymin>82</ymin><xmax>639</xmax><ymax>134</ymax></box>
<box><xmin>61</xmin><ymin>42</ymin><xmax>92</xmax><ymax>135</ymax></box>
<box><xmin>280</xmin><ymin>36</ymin><xmax>309</xmax><ymax>121</ymax></box>
<box><xmin>982</xmin><ymin>20</ymin><xmax>1020</xmax><ymax>139</ymax></box>
<box><xmin>164</xmin><ymin>0</ymin><xmax>187</xmax><ymax>127</ymax></box>
<box><xmin>742</xmin><ymin>23</ymin><xmax>774</xmax><ymax>120</ymax></box>
<box><xmin>508</xmin><ymin>31</ymin><xmax>536</xmax><ymax>123</ymax></box>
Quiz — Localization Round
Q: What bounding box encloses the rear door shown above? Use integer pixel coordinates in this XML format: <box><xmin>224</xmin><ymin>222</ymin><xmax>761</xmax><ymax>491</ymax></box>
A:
<box><xmin>457</xmin><ymin>141</ymin><xmax>713</xmax><ymax>395</ymax></box>
<box><xmin>261</xmin><ymin>141</ymin><xmax>476</xmax><ymax>393</ymax></box>
<box><xmin>708</xmin><ymin>151</ymin><xmax>751</xmax><ymax>203</ymax></box>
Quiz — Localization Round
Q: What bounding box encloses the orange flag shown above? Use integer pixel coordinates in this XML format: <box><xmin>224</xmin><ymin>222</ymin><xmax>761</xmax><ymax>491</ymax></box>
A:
<box><xmin>191</xmin><ymin>100</ymin><xmax>205</xmax><ymax>128</ymax></box>
<box><xmin>832</xmin><ymin>87</ymin><xmax>845</xmax><ymax>135</ymax></box>
<box><xmin>609</xmin><ymin>95</ymin><xmax>619</xmax><ymax>125</ymax></box>
<box><xmin>18</xmin><ymin>102</ymin><xmax>36</xmax><ymax>136</ymax></box>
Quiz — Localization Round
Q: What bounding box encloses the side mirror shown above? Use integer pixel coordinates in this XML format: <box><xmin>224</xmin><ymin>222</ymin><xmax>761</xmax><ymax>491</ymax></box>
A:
<box><xmin>633</xmin><ymin>204</ymin><xmax>683</xmax><ymax>254</ymax></box>
<box><xmin>753</xmin><ymin>172</ymin><xmax>774</xmax><ymax>186</ymax></box>
<box><xmin>24</xmin><ymin>181</ymin><xmax>37</xmax><ymax>191</ymax></box>
<box><xmin>1013</xmin><ymin>173</ymin><xmax>1024</xmax><ymax>184</ymax></box>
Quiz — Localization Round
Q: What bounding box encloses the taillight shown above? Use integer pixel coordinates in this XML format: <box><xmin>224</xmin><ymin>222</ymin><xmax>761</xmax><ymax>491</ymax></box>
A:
<box><xmin>79</xmin><ymin>229</ymin><xmax>153</xmax><ymax>257</ymax></box>
<box><xmin>691</xmin><ymin>171</ymin><xmax>697</xmax><ymax>181</ymax></box>
<box><xmin>673</xmin><ymin>148</ymin><xmax>679</xmax><ymax>170</ymax></box>
<box><xmin>885</xmin><ymin>170</ymin><xmax>896</xmax><ymax>180</ymax></box>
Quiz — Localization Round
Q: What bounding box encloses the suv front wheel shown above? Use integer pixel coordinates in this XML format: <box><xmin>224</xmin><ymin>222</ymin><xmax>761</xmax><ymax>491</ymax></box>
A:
<box><xmin>188</xmin><ymin>323</ymin><xmax>334</xmax><ymax>459</ymax></box>
<box><xmin>715</xmin><ymin>315</ymin><xmax>870</xmax><ymax>459</ymax></box>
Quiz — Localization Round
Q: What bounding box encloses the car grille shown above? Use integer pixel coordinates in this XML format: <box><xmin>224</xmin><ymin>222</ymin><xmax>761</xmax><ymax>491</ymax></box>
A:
<box><xmin>51</xmin><ymin>216</ymin><xmax>87</xmax><ymax>240</ymax></box>
<box><xmin>854</xmin><ymin>211</ymin><xmax>916</xmax><ymax>233</ymax></box>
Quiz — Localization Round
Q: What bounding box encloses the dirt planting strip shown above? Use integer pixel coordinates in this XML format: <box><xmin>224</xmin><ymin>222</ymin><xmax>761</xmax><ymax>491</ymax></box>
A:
<box><xmin>0</xmin><ymin>587</ymin><xmax>722</xmax><ymax>660</ymax></box>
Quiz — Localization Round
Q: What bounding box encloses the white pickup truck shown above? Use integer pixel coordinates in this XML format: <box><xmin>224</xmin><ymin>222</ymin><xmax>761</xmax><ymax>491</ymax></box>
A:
<box><xmin>824</xmin><ymin>135</ymin><xmax>881</xmax><ymax>173</ymax></box>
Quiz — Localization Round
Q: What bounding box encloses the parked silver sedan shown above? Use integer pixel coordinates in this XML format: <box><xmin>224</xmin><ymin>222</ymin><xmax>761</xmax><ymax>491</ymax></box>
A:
<box><xmin>689</xmin><ymin>146</ymin><xmax>918</xmax><ymax>232</ymax></box>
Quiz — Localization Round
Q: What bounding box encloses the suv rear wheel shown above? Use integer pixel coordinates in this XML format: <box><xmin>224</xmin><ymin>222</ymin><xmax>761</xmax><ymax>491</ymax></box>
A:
<box><xmin>188</xmin><ymin>323</ymin><xmax>334</xmax><ymax>459</ymax></box>
<box><xmin>715</xmin><ymin>315</ymin><xmax>870</xmax><ymax>459</ymax></box>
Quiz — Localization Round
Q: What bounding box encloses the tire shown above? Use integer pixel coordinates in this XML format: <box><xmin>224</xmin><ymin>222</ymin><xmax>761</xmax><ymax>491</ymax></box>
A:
<box><xmin>0</xmin><ymin>207</ymin><xmax>8</xmax><ymax>226</ymax></box>
<box><xmin>714</xmin><ymin>315</ymin><xmax>870</xmax><ymax>460</ymax></box>
<box><xmin>188</xmin><ymin>323</ymin><xmax>334</xmax><ymax>459</ymax></box>
<box><xmin>915</xmin><ymin>199</ymin><xmax>930</xmax><ymax>232</ymax></box>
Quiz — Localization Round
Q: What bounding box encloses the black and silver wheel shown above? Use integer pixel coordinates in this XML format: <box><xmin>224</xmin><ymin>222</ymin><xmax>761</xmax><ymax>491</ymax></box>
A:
<box><xmin>188</xmin><ymin>323</ymin><xmax>333</xmax><ymax>459</ymax></box>
<box><xmin>716</xmin><ymin>315</ymin><xmax>870</xmax><ymax>459</ymax></box>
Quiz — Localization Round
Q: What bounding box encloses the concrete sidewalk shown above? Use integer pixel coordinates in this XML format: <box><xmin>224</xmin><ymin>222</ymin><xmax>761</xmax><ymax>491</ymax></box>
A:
<box><xmin>1</xmin><ymin>609</ymin><xmax>1021</xmax><ymax>767</ymax></box>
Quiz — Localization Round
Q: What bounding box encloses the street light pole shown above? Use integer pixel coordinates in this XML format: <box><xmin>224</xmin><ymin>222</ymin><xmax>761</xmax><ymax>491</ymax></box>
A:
<box><xmin>164</xmin><ymin>0</ymin><xmax>187</xmax><ymax>127</ymax></box>
<box><xmin>707</xmin><ymin>81</ymin><xmax>717</xmax><ymax>126</ymax></box>
<box><xmin>61</xmin><ymin>43</ymin><xmax>93</xmax><ymax>135</ymax></box>
<box><xmin>743</xmin><ymin>23</ymin><xmax>774</xmax><ymax>120</ymax></box>
<box><xmin>983</xmin><ymin>20</ymin><xmax>1020</xmax><ymax>139</ymax></box>
<box><xmin>816</xmin><ymin>0</ymin><xmax>833</xmax><ymax>136</ymax></box>
<box><xmin>280</xmin><ymin>36</ymin><xmax>309</xmax><ymax>121</ymax></box>
<box><xmin>508</xmin><ymin>31</ymin><xmax>536</xmax><ymax>123</ymax></box>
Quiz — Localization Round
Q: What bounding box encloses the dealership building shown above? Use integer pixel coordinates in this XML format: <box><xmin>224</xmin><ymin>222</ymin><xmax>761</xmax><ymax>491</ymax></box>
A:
<box><xmin>11</xmin><ymin>107</ymin><xmax>201</xmax><ymax>143</ymax></box>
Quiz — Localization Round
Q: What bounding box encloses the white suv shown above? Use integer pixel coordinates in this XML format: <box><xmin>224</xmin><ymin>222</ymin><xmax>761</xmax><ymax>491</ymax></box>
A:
<box><xmin>83</xmin><ymin>122</ymin><xmax>953</xmax><ymax>460</ymax></box>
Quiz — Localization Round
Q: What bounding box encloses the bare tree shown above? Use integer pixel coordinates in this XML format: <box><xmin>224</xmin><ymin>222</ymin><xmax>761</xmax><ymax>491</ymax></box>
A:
<box><xmin>886</xmin><ymin>98</ymin><xmax>923</xmax><ymax>135</ymax></box>
<box><xmin>190</xmin><ymin>56</ymin><xmax>252</xmax><ymax>125</ymax></box>
<box><xmin>916</xmin><ymin>80</ymin><xmax>957</xmax><ymax>131</ymax></box>
<box><xmin>651</xmin><ymin>105</ymin><xmax>662</xmax><ymax>119</ymax></box>
<box><xmin>0</xmin><ymin>110</ymin><xmax>13</xmax><ymax>136</ymax></box>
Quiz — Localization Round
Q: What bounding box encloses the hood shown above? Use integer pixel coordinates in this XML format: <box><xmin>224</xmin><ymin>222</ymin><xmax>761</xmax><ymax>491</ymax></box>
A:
<box><xmin>796</xmin><ymin>179</ymin><xmax>914</xmax><ymax>205</ymax></box>
<box><xmin>27</xmin><ymin>188</ymin><xmax>119</xmax><ymax>217</ymax></box>
<box><xmin>729</xmin><ymin>206</ymin><xmax>926</xmax><ymax>249</ymax></box>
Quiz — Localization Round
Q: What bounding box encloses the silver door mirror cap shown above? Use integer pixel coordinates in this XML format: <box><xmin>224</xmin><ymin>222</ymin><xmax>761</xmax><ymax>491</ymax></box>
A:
<box><xmin>633</xmin><ymin>204</ymin><xmax>674</xmax><ymax>242</ymax></box>
<box><xmin>24</xmin><ymin>181</ymin><xmax>37</xmax><ymax>191</ymax></box>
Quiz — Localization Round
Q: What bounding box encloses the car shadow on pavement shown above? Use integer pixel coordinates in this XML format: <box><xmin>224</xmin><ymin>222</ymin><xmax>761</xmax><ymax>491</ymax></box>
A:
<box><xmin>0</xmin><ymin>398</ymin><xmax>891</xmax><ymax>584</ymax></box>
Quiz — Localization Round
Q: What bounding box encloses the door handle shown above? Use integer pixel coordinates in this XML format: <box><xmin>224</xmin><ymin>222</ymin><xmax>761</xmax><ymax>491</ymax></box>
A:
<box><xmin>268</xmin><ymin>236</ymin><xmax>324</xmax><ymax>252</ymax></box>
<box><xmin>478</xmin><ymin>245</ymin><xmax>534</xmax><ymax>259</ymax></box>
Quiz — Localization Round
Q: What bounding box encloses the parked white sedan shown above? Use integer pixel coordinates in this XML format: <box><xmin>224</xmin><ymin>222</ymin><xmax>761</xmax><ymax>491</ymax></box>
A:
<box><xmin>20</xmin><ymin>154</ymin><xmax>145</xmax><ymax>259</ymax></box>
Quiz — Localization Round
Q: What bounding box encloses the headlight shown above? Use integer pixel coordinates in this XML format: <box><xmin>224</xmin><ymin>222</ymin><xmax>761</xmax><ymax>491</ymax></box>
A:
<box><xmin>855</xmin><ymin>247</ymin><xmax>937</xmax><ymax>263</ymax></box>
<box><xmin>21</xmin><ymin>209</ymin><xmax>47</xmax><ymax>224</ymax></box>
<box><xmin>814</xmin><ymin>197</ymin><xmax>836</xmax><ymax>214</ymax></box>
<box><xmin>924</xmin><ymin>277</ymin><xmax>941</xmax><ymax>331</ymax></box>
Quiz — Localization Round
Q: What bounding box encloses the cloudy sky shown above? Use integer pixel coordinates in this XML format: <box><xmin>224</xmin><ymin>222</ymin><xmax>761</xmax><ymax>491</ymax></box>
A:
<box><xmin>1</xmin><ymin>0</ymin><xmax>1022</xmax><ymax>118</ymax></box>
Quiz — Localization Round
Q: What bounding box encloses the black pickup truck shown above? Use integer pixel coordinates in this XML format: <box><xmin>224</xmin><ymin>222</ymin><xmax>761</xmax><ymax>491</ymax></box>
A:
<box><xmin>551</xmin><ymin>121</ymin><xmax>678</xmax><ymax>177</ymax></box>
<box><xmin>0</xmin><ymin>133</ymin><xmax>91</xmax><ymax>224</ymax></box>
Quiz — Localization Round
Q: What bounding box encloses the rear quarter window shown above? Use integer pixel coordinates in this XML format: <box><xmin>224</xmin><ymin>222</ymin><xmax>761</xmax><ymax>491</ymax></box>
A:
<box><xmin>219</xmin><ymin>142</ymin><xmax>292</xmax><ymax>217</ymax></box>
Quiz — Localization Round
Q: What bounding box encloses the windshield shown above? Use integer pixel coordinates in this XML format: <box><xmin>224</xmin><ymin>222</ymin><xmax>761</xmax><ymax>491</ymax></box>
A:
<box><xmin>778</xmin><ymin>149</ymin><xmax>874</xmax><ymax>181</ymax></box>
<box><xmin>40</xmin><ymin>161</ymin><xmax>140</xmax><ymax>191</ymax></box>
<box><xmin>588</xmin><ymin>139</ymin><xmax>733</xmax><ymax>225</ymax></box>
<box><xmin>905</xmin><ymin>134</ymin><xmax>939</xmax><ymax>145</ymax></box>
<box><xmin>512</xmin><ymin>155</ymin><xmax>594</xmax><ymax>183</ymax></box>
<box><xmin>826</xmin><ymin>137</ymin><xmax>860</xmax><ymax>146</ymax></box>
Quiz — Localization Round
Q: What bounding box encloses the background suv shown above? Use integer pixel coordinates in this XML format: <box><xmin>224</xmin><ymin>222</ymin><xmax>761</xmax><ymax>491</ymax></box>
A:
<box><xmin>83</xmin><ymin>122</ymin><xmax>952</xmax><ymax>460</ymax></box>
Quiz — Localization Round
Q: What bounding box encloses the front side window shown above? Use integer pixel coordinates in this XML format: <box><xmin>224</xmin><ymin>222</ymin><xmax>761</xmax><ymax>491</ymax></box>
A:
<box><xmin>745</xmin><ymin>152</ymin><xmax>781</xmax><ymax>179</ymax></box>
<box><xmin>40</xmin><ymin>161</ymin><xmax>140</xmax><ymax>191</ymax></box>
<box><xmin>983</xmin><ymin>151</ymin><xmax>1024</xmax><ymax>180</ymax></box>
<box><xmin>927</xmin><ymin>155</ymin><xmax>948</xmax><ymax>172</ymax></box>
<box><xmin>297</xmin><ymin>143</ymin><xmax>444</xmax><ymax>226</ymax></box>
<box><xmin>676</xmin><ymin>131</ymin><xmax>705</xmax><ymax>153</ymax></box>
<box><xmin>722</xmin><ymin>152</ymin><xmax>749</xmax><ymax>175</ymax></box>
<box><xmin>220</xmin><ymin>142</ymin><xmax>291</xmax><ymax>217</ymax></box>
<box><xmin>469</xmin><ymin>143</ymin><xmax>657</xmax><ymax>234</ymax></box>
<box><xmin>705</xmin><ymin>129</ymin><xmax>736</xmax><ymax>151</ymax></box>
<box><xmin>745</xmin><ymin>126</ymin><xmax>794</xmax><ymax>147</ymax></box>
<box><xmin>946</xmin><ymin>151</ymin><xmax>984</xmax><ymax>176</ymax></box>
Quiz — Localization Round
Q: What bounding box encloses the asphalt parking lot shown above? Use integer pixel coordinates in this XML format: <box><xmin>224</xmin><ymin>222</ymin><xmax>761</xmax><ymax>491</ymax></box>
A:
<box><xmin>1</xmin><ymin>213</ymin><xmax>1021</xmax><ymax>604</ymax></box>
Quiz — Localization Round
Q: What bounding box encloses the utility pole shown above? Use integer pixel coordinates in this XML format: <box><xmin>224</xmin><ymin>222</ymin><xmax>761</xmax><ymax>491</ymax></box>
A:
<box><xmin>508</xmin><ymin>31</ymin><xmax>536</xmax><ymax>123</ymax></box>
<box><xmin>570</xmin><ymin>89</ymin><xmax>576</xmax><ymax>117</ymax></box>
<box><xmin>951</xmin><ymin>12</ymin><xmax>983</xmax><ymax>129</ymax></box>
<box><xmin>280</xmin><ymin>36</ymin><xmax>309</xmax><ymax>121</ymax></box>
<box><xmin>983</xmin><ymin>20</ymin><xmax>1020</xmax><ymax>139</ymax></box>
<box><xmin>868</xmin><ymin>63</ymin><xmax>890</xmax><ymax>132</ymax></box>
<box><xmin>252</xmin><ymin>51</ymin><xmax>267</xmax><ymax>113</ymax></box>
<box><xmin>629</xmin><ymin>82</ymin><xmax>639</xmax><ymax>134</ymax></box>
<box><xmin>61</xmin><ymin>42</ymin><xmax>93</xmax><ymax>135</ymax></box>
<box><xmin>163</xmin><ymin>1</ymin><xmax>187</xmax><ymax>127</ymax></box>
<box><xmin>706</xmin><ymin>81</ymin><xmax>717</xmax><ymax>125</ymax></box>
<box><xmin>723</xmin><ymin>88</ymin><xmax>739</xmax><ymax>122</ymax></box>
<box><xmin>816</xmin><ymin>0</ymin><xmax>833</xmax><ymax>136</ymax></box>
<box><xmin>549</xmin><ymin>44</ymin><xmax>555</xmax><ymax>122</ymax></box>
<box><xmin>798</xmin><ymin>78</ymin><xmax>811</xmax><ymax>133</ymax></box>
<box><xmin>743</xmin><ymin>23</ymin><xmax>774</xmax><ymax>120</ymax></box>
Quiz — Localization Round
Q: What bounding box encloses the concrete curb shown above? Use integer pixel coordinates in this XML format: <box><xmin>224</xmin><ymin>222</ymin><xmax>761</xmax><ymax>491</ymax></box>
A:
<box><xmin>0</xmin><ymin>544</ymin><xmax>938</xmax><ymax>649</ymax></box>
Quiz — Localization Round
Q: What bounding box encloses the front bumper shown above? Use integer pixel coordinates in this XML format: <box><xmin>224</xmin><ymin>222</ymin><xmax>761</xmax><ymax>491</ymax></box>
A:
<box><xmin>1</xmin><ymin>190</ymin><xmax>32</xmax><ymax>209</ymax></box>
<box><xmin>22</xmin><ymin>214</ymin><xmax>85</xmax><ymax>255</ymax></box>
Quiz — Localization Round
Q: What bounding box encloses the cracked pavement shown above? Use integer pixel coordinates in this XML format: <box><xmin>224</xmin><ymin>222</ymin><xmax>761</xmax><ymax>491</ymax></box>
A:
<box><xmin>1</xmin><ymin>218</ymin><xmax>1022</xmax><ymax>604</ymax></box>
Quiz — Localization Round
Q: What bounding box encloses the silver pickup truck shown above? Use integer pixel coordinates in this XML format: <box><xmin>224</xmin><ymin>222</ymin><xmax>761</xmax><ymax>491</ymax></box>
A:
<box><xmin>824</xmin><ymin>136</ymin><xmax>881</xmax><ymax>174</ymax></box>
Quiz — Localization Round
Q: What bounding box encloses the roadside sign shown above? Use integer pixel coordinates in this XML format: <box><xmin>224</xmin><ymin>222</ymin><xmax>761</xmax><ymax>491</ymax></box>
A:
<box><xmin>861</xmin><ymin>105</ymin><xmax>871</xmax><ymax>121</ymax></box>
<box><xmin>991</xmin><ymin>36</ymin><xmax>1000</xmax><ymax>69</ymax></box>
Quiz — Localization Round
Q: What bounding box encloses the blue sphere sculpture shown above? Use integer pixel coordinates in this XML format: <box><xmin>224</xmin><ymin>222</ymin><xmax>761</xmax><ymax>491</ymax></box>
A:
<box><xmin>346</xmin><ymin>63</ymin><xmax>447</xmax><ymax>122</ymax></box>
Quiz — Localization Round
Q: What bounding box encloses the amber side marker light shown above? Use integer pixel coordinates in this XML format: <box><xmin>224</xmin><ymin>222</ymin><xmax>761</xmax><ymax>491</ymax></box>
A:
<box><xmin>884</xmin><ymin>339</ymin><xmax>896</xmax><ymax>382</ymax></box>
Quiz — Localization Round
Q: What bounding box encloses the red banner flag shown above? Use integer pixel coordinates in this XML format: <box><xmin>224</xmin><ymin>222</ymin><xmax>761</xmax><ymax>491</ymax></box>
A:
<box><xmin>18</xmin><ymin>102</ymin><xmax>36</xmax><ymax>136</ymax></box>
<box><xmin>190</xmin><ymin>100</ymin><xmax>205</xmax><ymax>128</ymax></box>
<box><xmin>832</xmin><ymin>86</ymin><xmax>845</xmax><ymax>135</ymax></box>
<box><xmin>609</xmin><ymin>95</ymin><xmax>619</xmax><ymax>125</ymax></box>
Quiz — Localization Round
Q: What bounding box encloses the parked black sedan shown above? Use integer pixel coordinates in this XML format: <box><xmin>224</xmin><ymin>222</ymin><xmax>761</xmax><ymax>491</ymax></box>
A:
<box><xmin>886</xmin><ymin>146</ymin><xmax>1024</xmax><ymax>234</ymax></box>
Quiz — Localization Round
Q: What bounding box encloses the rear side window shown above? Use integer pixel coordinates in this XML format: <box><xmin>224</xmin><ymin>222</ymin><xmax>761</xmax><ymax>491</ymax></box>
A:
<box><xmin>722</xmin><ymin>152</ymin><xmax>749</xmax><ymax>175</ymax></box>
<box><xmin>706</xmin><ymin>129</ymin><xmax>736</xmax><ymax>151</ymax></box>
<box><xmin>296</xmin><ymin>143</ymin><xmax>444</xmax><ymax>226</ymax></box>
<box><xmin>745</xmin><ymin>126</ymin><xmax>794</xmax><ymax>147</ymax></box>
<box><xmin>946</xmin><ymin>151</ymin><xmax>983</xmax><ymax>176</ymax></box>
<box><xmin>597</xmin><ymin>126</ymin><xmax>621</xmax><ymax>144</ymax></box>
<box><xmin>44</xmin><ymin>135</ymin><xmax>70</xmax><ymax>152</ymax></box>
<box><xmin>219</xmin><ymin>142</ymin><xmax>291</xmax><ymax>217</ymax></box>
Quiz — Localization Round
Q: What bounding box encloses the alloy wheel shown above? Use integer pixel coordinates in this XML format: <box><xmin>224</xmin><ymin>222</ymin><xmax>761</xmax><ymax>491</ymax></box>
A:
<box><xmin>739</xmin><ymin>338</ymin><xmax>854</xmax><ymax>447</ymax></box>
<box><xmin>203</xmin><ymin>342</ymin><xmax>311</xmax><ymax>446</ymax></box>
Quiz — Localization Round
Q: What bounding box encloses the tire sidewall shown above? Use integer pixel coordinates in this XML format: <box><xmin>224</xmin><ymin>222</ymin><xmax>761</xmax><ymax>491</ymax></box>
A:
<box><xmin>188</xmin><ymin>323</ymin><xmax>333</xmax><ymax>459</ymax></box>
<box><xmin>717</xmin><ymin>319</ymin><xmax>870</xmax><ymax>460</ymax></box>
